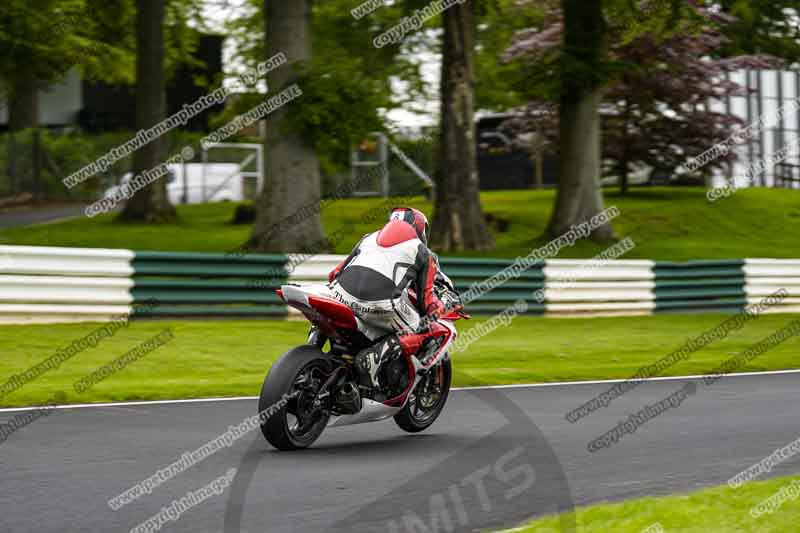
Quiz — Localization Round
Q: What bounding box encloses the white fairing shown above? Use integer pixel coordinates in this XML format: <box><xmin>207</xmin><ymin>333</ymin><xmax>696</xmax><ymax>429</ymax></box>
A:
<box><xmin>281</xmin><ymin>283</ymin><xmax>330</xmax><ymax>307</ymax></box>
<box><xmin>281</xmin><ymin>283</ymin><xmax>374</xmax><ymax>334</ymax></box>
<box><xmin>327</xmin><ymin>399</ymin><xmax>402</xmax><ymax>427</ymax></box>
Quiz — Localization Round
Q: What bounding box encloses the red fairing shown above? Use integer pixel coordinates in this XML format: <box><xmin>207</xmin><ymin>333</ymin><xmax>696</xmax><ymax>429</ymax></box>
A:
<box><xmin>421</xmin><ymin>321</ymin><xmax>453</xmax><ymax>368</ymax></box>
<box><xmin>376</xmin><ymin>220</ymin><xmax>419</xmax><ymax>247</ymax></box>
<box><xmin>383</xmin><ymin>352</ymin><xmax>416</xmax><ymax>407</ymax></box>
<box><xmin>441</xmin><ymin>308</ymin><xmax>468</xmax><ymax>321</ymax></box>
<box><xmin>398</xmin><ymin>321</ymin><xmax>452</xmax><ymax>367</ymax></box>
<box><xmin>387</xmin><ymin>321</ymin><xmax>453</xmax><ymax>407</ymax></box>
<box><xmin>398</xmin><ymin>332</ymin><xmax>426</xmax><ymax>355</ymax></box>
<box><xmin>307</xmin><ymin>295</ymin><xmax>358</xmax><ymax>331</ymax></box>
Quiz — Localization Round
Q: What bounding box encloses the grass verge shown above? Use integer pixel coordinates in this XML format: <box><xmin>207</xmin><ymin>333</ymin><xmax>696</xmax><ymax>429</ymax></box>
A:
<box><xmin>1</xmin><ymin>187</ymin><xmax>799</xmax><ymax>260</ymax></box>
<box><xmin>508</xmin><ymin>473</ymin><xmax>800</xmax><ymax>533</ymax></box>
<box><xmin>1</xmin><ymin>313</ymin><xmax>799</xmax><ymax>407</ymax></box>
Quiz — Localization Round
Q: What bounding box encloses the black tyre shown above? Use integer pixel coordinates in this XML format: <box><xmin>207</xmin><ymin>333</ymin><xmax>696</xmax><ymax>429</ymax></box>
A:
<box><xmin>394</xmin><ymin>358</ymin><xmax>452</xmax><ymax>433</ymax></box>
<box><xmin>259</xmin><ymin>345</ymin><xmax>333</xmax><ymax>450</ymax></box>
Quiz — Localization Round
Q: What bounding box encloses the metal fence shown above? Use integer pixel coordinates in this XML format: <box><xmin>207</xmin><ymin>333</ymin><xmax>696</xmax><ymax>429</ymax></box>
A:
<box><xmin>712</xmin><ymin>69</ymin><xmax>800</xmax><ymax>188</ymax></box>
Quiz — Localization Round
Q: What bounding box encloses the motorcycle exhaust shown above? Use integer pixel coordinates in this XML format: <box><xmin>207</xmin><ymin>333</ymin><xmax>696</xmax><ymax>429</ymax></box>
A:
<box><xmin>334</xmin><ymin>382</ymin><xmax>362</xmax><ymax>414</ymax></box>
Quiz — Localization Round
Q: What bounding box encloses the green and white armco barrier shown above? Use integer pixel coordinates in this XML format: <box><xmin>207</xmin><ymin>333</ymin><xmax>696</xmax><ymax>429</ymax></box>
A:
<box><xmin>0</xmin><ymin>245</ymin><xmax>799</xmax><ymax>323</ymax></box>
<box><xmin>0</xmin><ymin>246</ymin><xmax>134</xmax><ymax>323</ymax></box>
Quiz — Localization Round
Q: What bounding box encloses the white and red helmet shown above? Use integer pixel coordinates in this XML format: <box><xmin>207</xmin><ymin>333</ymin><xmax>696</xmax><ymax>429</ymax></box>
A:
<box><xmin>389</xmin><ymin>207</ymin><xmax>429</xmax><ymax>244</ymax></box>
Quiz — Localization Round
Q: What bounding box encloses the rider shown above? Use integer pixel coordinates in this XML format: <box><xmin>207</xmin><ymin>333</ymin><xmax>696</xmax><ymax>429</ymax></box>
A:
<box><xmin>327</xmin><ymin>207</ymin><xmax>446</xmax><ymax>390</ymax></box>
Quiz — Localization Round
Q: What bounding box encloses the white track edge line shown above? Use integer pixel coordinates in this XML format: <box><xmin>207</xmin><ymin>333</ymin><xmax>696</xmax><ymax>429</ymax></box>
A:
<box><xmin>2</xmin><ymin>368</ymin><xmax>800</xmax><ymax>413</ymax></box>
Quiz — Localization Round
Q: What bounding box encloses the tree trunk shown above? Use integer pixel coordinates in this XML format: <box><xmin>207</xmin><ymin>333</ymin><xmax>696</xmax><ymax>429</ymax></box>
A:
<box><xmin>546</xmin><ymin>0</ymin><xmax>614</xmax><ymax>241</ymax></box>
<box><xmin>32</xmin><ymin>129</ymin><xmax>42</xmax><ymax>199</ymax></box>
<box><xmin>619</xmin><ymin>98</ymin><xmax>630</xmax><ymax>195</ymax></box>
<box><xmin>534</xmin><ymin>154</ymin><xmax>543</xmax><ymax>189</ymax></box>
<box><xmin>619</xmin><ymin>161</ymin><xmax>629</xmax><ymax>195</ymax></box>
<box><xmin>7</xmin><ymin>67</ymin><xmax>39</xmax><ymax>197</ymax></box>
<box><xmin>430</xmin><ymin>0</ymin><xmax>493</xmax><ymax>252</ymax></box>
<box><xmin>248</xmin><ymin>0</ymin><xmax>325</xmax><ymax>253</ymax></box>
<box><xmin>119</xmin><ymin>0</ymin><xmax>176</xmax><ymax>223</ymax></box>
<box><xmin>8</xmin><ymin>67</ymin><xmax>38</xmax><ymax>132</ymax></box>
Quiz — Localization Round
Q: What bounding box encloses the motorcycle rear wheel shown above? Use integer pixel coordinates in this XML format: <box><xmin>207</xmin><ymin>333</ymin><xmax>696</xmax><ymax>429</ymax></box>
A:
<box><xmin>259</xmin><ymin>346</ymin><xmax>332</xmax><ymax>451</ymax></box>
<box><xmin>394</xmin><ymin>358</ymin><xmax>452</xmax><ymax>433</ymax></box>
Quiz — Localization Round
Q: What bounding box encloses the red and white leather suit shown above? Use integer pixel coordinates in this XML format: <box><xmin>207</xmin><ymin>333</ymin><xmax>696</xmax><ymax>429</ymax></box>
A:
<box><xmin>326</xmin><ymin>219</ymin><xmax>444</xmax><ymax>340</ymax></box>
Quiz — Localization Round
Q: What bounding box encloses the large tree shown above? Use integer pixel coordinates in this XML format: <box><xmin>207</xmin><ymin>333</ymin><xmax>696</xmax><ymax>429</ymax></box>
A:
<box><xmin>119</xmin><ymin>0</ymin><xmax>176</xmax><ymax>222</ymax></box>
<box><xmin>504</xmin><ymin>5</ymin><xmax>780</xmax><ymax>195</ymax></box>
<box><xmin>223</xmin><ymin>0</ymin><xmax>426</xmax><ymax>199</ymax></box>
<box><xmin>603</xmin><ymin>28</ymin><xmax>779</xmax><ymax>193</ymax></box>
<box><xmin>550</xmin><ymin>0</ymin><xmax>613</xmax><ymax>240</ymax></box>
<box><xmin>1</xmin><ymin>0</ymin><xmax>72</xmax><ymax>131</ymax></box>
<box><xmin>431</xmin><ymin>0</ymin><xmax>494</xmax><ymax>251</ymax></box>
<box><xmin>0</xmin><ymin>0</ymin><xmax>134</xmax><ymax>197</ymax></box>
<box><xmin>502</xmin><ymin>0</ymin><xmax>617</xmax><ymax>240</ymax></box>
<box><xmin>248</xmin><ymin>1</ymin><xmax>325</xmax><ymax>252</ymax></box>
<box><xmin>0</xmin><ymin>0</ymin><xmax>135</xmax><ymax>132</ymax></box>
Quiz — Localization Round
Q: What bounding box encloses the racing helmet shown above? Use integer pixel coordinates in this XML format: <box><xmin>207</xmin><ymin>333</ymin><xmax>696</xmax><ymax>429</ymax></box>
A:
<box><xmin>388</xmin><ymin>207</ymin><xmax>429</xmax><ymax>244</ymax></box>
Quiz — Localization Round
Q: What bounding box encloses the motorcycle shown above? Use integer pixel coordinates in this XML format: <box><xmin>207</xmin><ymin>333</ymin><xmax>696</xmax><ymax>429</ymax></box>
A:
<box><xmin>259</xmin><ymin>275</ymin><xmax>469</xmax><ymax>450</ymax></box>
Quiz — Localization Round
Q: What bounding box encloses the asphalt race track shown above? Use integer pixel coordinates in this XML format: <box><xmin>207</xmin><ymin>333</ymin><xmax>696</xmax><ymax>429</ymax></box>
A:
<box><xmin>0</xmin><ymin>204</ymin><xmax>85</xmax><ymax>229</ymax></box>
<box><xmin>2</xmin><ymin>372</ymin><xmax>799</xmax><ymax>533</ymax></box>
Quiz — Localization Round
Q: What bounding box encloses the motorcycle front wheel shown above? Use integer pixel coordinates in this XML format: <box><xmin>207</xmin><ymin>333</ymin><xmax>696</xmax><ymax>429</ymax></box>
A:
<box><xmin>394</xmin><ymin>357</ymin><xmax>452</xmax><ymax>433</ymax></box>
<box><xmin>259</xmin><ymin>345</ymin><xmax>332</xmax><ymax>451</ymax></box>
